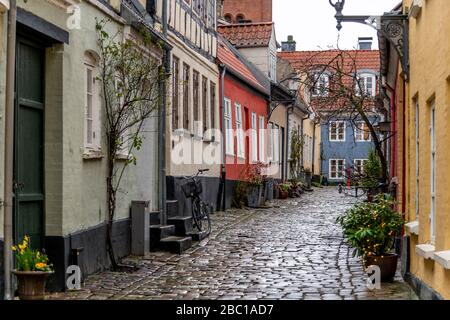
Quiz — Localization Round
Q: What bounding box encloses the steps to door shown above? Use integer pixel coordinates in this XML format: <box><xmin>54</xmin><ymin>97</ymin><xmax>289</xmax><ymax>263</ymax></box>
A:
<box><xmin>149</xmin><ymin>199</ymin><xmax>207</xmax><ymax>254</ymax></box>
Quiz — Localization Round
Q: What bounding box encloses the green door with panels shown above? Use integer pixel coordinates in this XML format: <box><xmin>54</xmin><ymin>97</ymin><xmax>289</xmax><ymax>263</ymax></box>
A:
<box><xmin>14</xmin><ymin>36</ymin><xmax>45</xmax><ymax>249</ymax></box>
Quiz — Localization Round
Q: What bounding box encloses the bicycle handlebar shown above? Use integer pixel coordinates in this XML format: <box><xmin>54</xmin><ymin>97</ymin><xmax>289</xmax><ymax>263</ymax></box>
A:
<box><xmin>183</xmin><ymin>169</ymin><xmax>209</xmax><ymax>180</ymax></box>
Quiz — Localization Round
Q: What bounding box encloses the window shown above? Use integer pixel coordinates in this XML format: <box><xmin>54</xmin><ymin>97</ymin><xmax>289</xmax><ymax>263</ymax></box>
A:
<box><xmin>430</xmin><ymin>102</ymin><xmax>436</xmax><ymax>243</ymax></box>
<box><xmin>329</xmin><ymin>121</ymin><xmax>346</xmax><ymax>142</ymax></box>
<box><xmin>182</xmin><ymin>63</ymin><xmax>190</xmax><ymax>130</ymax></box>
<box><xmin>202</xmin><ymin>76</ymin><xmax>208</xmax><ymax>134</ymax></box>
<box><xmin>354</xmin><ymin>159</ymin><xmax>367</xmax><ymax>175</ymax></box>
<box><xmin>329</xmin><ymin>159</ymin><xmax>345</xmax><ymax>179</ymax></box>
<box><xmin>224</xmin><ymin>98</ymin><xmax>234</xmax><ymax>155</ymax></box>
<box><xmin>235</xmin><ymin>103</ymin><xmax>244</xmax><ymax>158</ymax></box>
<box><xmin>356</xmin><ymin>73</ymin><xmax>376</xmax><ymax>96</ymax></box>
<box><xmin>312</xmin><ymin>73</ymin><xmax>329</xmax><ymax>97</ymax></box>
<box><xmin>84</xmin><ymin>53</ymin><xmax>101</xmax><ymax>150</ymax></box>
<box><xmin>267</xmin><ymin>123</ymin><xmax>273</xmax><ymax>160</ymax></box>
<box><xmin>251</xmin><ymin>113</ymin><xmax>258</xmax><ymax>163</ymax></box>
<box><xmin>210</xmin><ymin>82</ymin><xmax>216</xmax><ymax>133</ymax></box>
<box><xmin>273</xmin><ymin>125</ymin><xmax>280</xmax><ymax>163</ymax></box>
<box><xmin>355</xmin><ymin>121</ymin><xmax>371</xmax><ymax>142</ymax></box>
<box><xmin>193</xmin><ymin>70</ymin><xmax>200</xmax><ymax>127</ymax></box>
<box><xmin>236</xmin><ymin>14</ymin><xmax>245</xmax><ymax>23</ymax></box>
<box><xmin>259</xmin><ymin>116</ymin><xmax>265</xmax><ymax>162</ymax></box>
<box><xmin>172</xmin><ymin>56</ymin><xmax>180</xmax><ymax>130</ymax></box>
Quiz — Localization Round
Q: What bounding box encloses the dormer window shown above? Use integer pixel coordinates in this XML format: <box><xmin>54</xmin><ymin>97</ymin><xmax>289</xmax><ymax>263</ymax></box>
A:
<box><xmin>355</xmin><ymin>72</ymin><xmax>376</xmax><ymax>97</ymax></box>
<box><xmin>312</xmin><ymin>73</ymin><xmax>330</xmax><ymax>97</ymax></box>
<box><xmin>236</xmin><ymin>14</ymin><xmax>245</xmax><ymax>23</ymax></box>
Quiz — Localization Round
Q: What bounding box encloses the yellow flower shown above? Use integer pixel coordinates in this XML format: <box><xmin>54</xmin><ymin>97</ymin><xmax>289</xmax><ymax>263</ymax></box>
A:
<box><xmin>11</xmin><ymin>246</ymin><xmax>17</xmax><ymax>251</ymax></box>
<box><xmin>18</xmin><ymin>244</ymin><xmax>26</xmax><ymax>251</ymax></box>
<box><xmin>35</xmin><ymin>263</ymin><xmax>47</xmax><ymax>269</ymax></box>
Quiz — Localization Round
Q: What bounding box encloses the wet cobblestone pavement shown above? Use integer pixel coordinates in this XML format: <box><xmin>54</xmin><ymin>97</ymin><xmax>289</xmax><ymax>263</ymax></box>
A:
<box><xmin>50</xmin><ymin>187</ymin><xmax>417</xmax><ymax>300</ymax></box>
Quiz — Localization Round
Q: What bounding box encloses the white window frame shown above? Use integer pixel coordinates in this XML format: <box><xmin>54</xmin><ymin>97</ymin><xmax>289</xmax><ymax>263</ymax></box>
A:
<box><xmin>353</xmin><ymin>159</ymin><xmax>368</xmax><ymax>175</ymax></box>
<box><xmin>235</xmin><ymin>103</ymin><xmax>245</xmax><ymax>159</ymax></box>
<box><xmin>329</xmin><ymin>159</ymin><xmax>345</xmax><ymax>180</ymax></box>
<box><xmin>259</xmin><ymin>116</ymin><xmax>265</xmax><ymax>162</ymax></box>
<box><xmin>224</xmin><ymin>98</ymin><xmax>234</xmax><ymax>156</ymax></box>
<box><xmin>273</xmin><ymin>125</ymin><xmax>280</xmax><ymax>163</ymax></box>
<box><xmin>356</xmin><ymin>72</ymin><xmax>376</xmax><ymax>97</ymax></box>
<box><xmin>84</xmin><ymin>56</ymin><xmax>101</xmax><ymax>152</ymax></box>
<box><xmin>312</xmin><ymin>73</ymin><xmax>330</xmax><ymax>97</ymax></box>
<box><xmin>355</xmin><ymin>121</ymin><xmax>371</xmax><ymax>142</ymax></box>
<box><xmin>430</xmin><ymin>102</ymin><xmax>436</xmax><ymax>243</ymax></box>
<box><xmin>251</xmin><ymin>113</ymin><xmax>258</xmax><ymax>163</ymax></box>
<box><xmin>329</xmin><ymin>121</ymin><xmax>346</xmax><ymax>142</ymax></box>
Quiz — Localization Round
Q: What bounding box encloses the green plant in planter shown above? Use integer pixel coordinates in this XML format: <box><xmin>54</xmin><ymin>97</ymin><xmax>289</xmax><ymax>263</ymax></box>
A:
<box><xmin>336</xmin><ymin>195</ymin><xmax>403</xmax><ymax>258</ymax></box>
<box><xmin>362</xmin><ymin>150</ymin><xmax>382</xmax><ymax>188</ymax></box>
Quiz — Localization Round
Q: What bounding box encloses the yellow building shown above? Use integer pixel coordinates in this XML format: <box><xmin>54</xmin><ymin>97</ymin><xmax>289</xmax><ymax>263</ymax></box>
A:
<box><xmin>393</xmin><ymin>0</ymin><xmax>450</xmax><ymax>300</ymax></box>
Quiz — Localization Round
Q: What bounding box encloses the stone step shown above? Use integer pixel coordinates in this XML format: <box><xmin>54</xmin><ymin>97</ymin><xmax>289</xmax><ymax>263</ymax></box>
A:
<box><xmin>187</xmin><ymin>230</ymin><xmax>209</xmax><ymax>242</ymax></box>
<box><xmin>166</xmin><ymin>200</ymin><xmax>179</xmax><ymax>219</ymax></box>
<box><xmin>159</xmin><ymin>236</ymin><xmax>192</xmax><ymax>254</ymax></box>
<box><xmin>149</xmin><ymin>211</ymin><xmax>161</xmax><ymax>226</ymax></box>
<box><xmin>167</xmin><ymin>216</ymin><xmax>193</xmax><ymax>236</ymax></box>
<box><xmin>150</xmin><ymin>225</ymin><xmax>175</xmax><ymax>251</ymax></box>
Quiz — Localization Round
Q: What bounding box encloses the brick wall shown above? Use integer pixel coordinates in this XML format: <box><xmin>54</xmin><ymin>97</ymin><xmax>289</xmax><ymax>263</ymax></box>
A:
<box><xmin>223</xmin><ymin>0</ymin><xmax>272</xmax><ymax>23</ymax></box>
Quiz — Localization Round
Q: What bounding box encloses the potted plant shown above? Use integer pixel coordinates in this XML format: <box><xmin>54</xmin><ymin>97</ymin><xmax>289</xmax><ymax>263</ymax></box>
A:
<box><xmin>278</xmin><ymin>183</ymin><xmax>290</xmax><ymax>199</ymax></box>
<box><xmin>336</xmin><ymin>195</ymin><xmax>404</xmax><ymax>282</ymax></box>
<box><xmin>362</xmin><ymin>150</ymin><xmax>383</xmax><ymax>202</ymax></box>
<box><xmin>243</xmin><ymin>163</ymin><xmax>267</xmax><ymax>207</ymax></box>
<box><xmin>12</xmin><ymin>236</ymin><xmax>54</xmax><ymax>300</ymax></box>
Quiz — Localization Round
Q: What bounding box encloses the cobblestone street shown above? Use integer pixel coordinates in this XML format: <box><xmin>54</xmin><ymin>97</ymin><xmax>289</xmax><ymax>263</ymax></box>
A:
<box><xmin>50</xmin><ymin>187</ymin><xmax>417</xmax><ymax>300</ymax></box>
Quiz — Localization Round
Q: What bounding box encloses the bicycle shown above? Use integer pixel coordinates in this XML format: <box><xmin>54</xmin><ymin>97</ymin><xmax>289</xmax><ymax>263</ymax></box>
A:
<box><xmin>181</xmin><ymin>169</ymin><xmax>211</xmax><ymax>236</ymax></box>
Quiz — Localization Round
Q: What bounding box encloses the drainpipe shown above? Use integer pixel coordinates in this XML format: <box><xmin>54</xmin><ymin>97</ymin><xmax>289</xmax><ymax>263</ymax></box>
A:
<box><xmin>158</xmin><ymin>0</ymin><xmax>169</xmax><ymax>225</ymax></box>
<box><xmin>3</xmin><ymin>0</ymin><xmax>16</xmax><ymax>300</ymax></box>
<box><xmin>219</xmin><ymin>64</ymin><xmax>227</xmax><ymax>211</ymax></box>
<box><xmin>285</xmin><ymin>105</ymin><xmax>294</xmax><ymax>180</ymax></box>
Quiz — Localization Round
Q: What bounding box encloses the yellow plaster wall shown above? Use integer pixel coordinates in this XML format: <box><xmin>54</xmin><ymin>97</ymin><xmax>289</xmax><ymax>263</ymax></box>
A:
<box><xmin>404</xmin><ymin>0</ymin><xmax>450</xmax><ymax>299</ymax></box>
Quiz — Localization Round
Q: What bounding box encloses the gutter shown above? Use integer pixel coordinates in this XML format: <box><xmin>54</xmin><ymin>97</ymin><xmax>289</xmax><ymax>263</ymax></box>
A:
<box><xmin>219</xmin><ymin>64</ymin><xmax>227</xmax><ymax>211</ymax></box>
<box><xmin>3</xmin><ymin>0</ymin><xmax>16</xmax><ymax>300</ymax></box>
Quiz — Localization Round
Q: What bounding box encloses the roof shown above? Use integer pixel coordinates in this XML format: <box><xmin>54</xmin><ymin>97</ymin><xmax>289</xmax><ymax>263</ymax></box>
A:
<box><xmin>217</xmin><ymin>34</ymin><xmax>270</xmax><ymax>96</ymax></box>
<box><xmin>217</xmin><ymin>22</ymin><xmax>274</xmax><ymax>48</ymax></box>
<box><xmin>278</xmin><ymin>50</ymin><xmax>380</xmax><ymax>72</ymax></box>
<box><xmin>278</xmin><ymin>50</ymin><xmax>381</xmax><ymax>113</ymax></box>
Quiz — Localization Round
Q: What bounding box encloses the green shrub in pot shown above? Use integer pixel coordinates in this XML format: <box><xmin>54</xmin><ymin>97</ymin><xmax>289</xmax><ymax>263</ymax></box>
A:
<box><xmin>336</xmin><ymin>195</ymin><xmax>403</xmax><ymax>259</ymax></box>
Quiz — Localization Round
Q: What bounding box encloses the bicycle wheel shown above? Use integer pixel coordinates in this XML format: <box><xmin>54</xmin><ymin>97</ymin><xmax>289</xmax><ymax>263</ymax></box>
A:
<box><xmin>192</xmin><ymin>198</ymin><xmax>211</xmax><ymax>235</ymax></box>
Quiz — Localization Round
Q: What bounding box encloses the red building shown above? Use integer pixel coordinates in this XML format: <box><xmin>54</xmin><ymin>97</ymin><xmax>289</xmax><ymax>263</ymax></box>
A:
<box><xmin>217</xmin><ymin>35</ymin><xmax>271</xmax><ymax>208</ymax></box>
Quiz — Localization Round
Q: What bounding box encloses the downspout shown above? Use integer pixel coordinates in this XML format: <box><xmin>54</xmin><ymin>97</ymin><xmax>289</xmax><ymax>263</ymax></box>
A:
<box><xmin>3</xmin><ymin>0</ymin><xmax>16</xmax><ymax>300</ymax></box>
<box><xmin>159</xmin><ymin>0</ymin><xmax>169</xmax><ymax>225</ymax></box>
<box><xmin>285</xmin><ymin>105</ymin><xmax>293</xmax><ymax>180</ymax></box>
<box><xmin>219</xmin><ymin>65</ymin><xmax>227</xmax><ymax>211</ymax></box>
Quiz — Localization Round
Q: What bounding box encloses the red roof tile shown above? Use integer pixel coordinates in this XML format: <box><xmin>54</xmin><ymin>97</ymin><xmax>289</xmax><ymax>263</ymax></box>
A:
<box><xmin>218</xmin><ymin>22</ymin><xmax>274</xmax><ymax>48</ymax></box>
<box><xmin>278</xmin><ymin>50</ymin><xmax>380</xmax><ymax>73</ymax></box>
<box><xmin>217</xmin><ymin>36</ymin><xmax>267</xmax><ymax>93</ymax></box>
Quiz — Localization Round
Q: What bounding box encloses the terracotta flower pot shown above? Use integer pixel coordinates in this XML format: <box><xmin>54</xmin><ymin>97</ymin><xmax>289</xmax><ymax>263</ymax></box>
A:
<box><xmin>364</xmin><ymin>254</ymin><xmax>398</xmax><ymax>282</ymax></box>
<box><xmin>12</xmin><ymin>270</ymin><xmax>53</xmax><ymax>300</ymax></box>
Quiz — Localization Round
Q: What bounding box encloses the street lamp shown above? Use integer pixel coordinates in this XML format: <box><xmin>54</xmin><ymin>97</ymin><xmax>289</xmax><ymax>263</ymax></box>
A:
<box><xmin>328</xmin><ymin>0</ymin><xmax>410</xmax><ymax>79</ymax></box>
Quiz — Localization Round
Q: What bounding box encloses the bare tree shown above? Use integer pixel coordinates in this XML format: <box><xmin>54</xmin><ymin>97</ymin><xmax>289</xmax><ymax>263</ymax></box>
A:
<box><xmin>96</xmin><ymin>20</ymin><xmax>165</xmax><ymax>269</ymax></box>
<box><xmin>283</xmin><ymin>49</ymin><xmax>389</xmax><ymax>184</ymax></box>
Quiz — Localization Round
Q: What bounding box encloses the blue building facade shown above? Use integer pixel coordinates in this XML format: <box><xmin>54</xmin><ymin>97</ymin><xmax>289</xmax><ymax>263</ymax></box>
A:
<box><xmin>320</xmin><ymin>118</ymin><xmax>377</xmax><ymax>183</ymax></box>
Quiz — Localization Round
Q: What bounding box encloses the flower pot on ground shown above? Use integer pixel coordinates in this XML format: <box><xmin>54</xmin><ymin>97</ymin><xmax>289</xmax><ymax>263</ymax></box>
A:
<box><xmin>11</xmin><ymin>236</ymin><xmax>54</xmax><ymax>300</ymax></box>
<box><xmin>336</xmin><ymin>195</ymin><xmax>403</xmax><ymax>282</ymax></box>
<box><xmin>247</xmin><ymin>184</ymin><xmax>263</xmax><ymax>207</ymax></box>
<box><xmin>12</xmin><ymin>270</ymin><xmax>54</xmax><ymax>300</ymax></box>
<box><xmin>363</xmin><ymin>254</ymin><xmax>398</xmax><ymax>282</ymax></box>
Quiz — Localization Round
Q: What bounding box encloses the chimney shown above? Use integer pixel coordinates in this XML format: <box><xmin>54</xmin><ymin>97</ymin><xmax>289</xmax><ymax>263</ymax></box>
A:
<box><xmin>358</xmin><ymin>37</ymin><xmax>373</xmax><ymax>50</ymax></box>
<box><xmin>281</xmin><ymin>35</ymin><xmax>296</xmax><ymax>52</ymax></box>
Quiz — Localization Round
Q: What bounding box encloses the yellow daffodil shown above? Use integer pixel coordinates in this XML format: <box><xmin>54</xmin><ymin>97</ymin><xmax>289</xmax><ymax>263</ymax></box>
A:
<box><xmin>11</xmin><ymin>246</ymin><xmax>17</xmax><ymax>251</ymax></box>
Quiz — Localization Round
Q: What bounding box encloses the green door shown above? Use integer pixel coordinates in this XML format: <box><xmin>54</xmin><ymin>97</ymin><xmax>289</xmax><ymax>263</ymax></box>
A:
<box><xmin>14</xmin><ymin>36</ymin><xmax>45</xmax><ymax>249</ymax></box>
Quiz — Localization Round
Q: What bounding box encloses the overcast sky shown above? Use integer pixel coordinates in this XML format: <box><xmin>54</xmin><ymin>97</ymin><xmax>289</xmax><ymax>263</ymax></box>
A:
<box><xmin>274</xmin><ymin>0</ymin><xmax>401</xmax><ymax>50</ymax></box>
